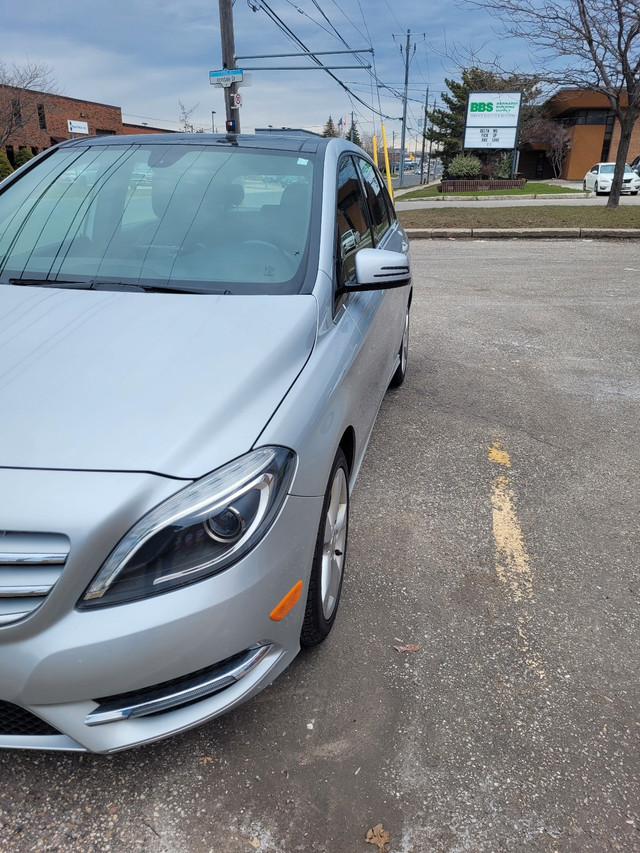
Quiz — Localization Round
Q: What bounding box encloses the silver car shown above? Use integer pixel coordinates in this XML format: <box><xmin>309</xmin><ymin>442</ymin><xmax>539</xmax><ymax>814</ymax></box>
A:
<box><xmin>0</xmin><ymin>133</ymin><xmax>411</xmax><ymax>752</ymax></box>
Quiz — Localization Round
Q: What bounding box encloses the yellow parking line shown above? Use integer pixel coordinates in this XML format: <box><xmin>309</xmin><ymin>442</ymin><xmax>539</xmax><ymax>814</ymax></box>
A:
<box><xmin>488</xmin><ymin>439</ymin><xmax>545</xmax><ymax>680</ymax></box>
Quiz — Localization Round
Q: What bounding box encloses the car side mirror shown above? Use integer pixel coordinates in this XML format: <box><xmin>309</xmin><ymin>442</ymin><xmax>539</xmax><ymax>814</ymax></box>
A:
<box><xmin>341</xmin><ymin>248</ymin><xmax>411</xmax><ymax>293</ymax></box>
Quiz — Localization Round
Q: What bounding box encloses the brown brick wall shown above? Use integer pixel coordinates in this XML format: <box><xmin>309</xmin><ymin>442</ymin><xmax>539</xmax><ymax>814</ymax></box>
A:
<box><xmin>608</xmin><ymin>119</ymin><xmax>640</xmax><ymax>166</ymax></box>
<box><xmin>1</xmin><ymin>86</ymin><xmax>172</xmax><ymax>163</ymax></box>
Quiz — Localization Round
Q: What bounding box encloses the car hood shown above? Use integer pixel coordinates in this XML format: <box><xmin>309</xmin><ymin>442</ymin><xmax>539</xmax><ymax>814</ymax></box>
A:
<box><xmin>0</xmin><ymin>286</ymin><xmax>317</xmax><ymax>479</ymax></box>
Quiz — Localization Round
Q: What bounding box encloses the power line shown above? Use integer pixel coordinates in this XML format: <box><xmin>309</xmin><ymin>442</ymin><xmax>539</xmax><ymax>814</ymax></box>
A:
<box><xmin>251</xmin><ymin>0</ymin><xmax>400</xmax><ymax>120</ymax></box>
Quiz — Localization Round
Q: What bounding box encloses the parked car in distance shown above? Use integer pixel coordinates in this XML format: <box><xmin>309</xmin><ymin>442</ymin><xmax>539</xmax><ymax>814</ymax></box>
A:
<box><xmin>0</xmin><ymin>132</ymin><xmax>411</xmax><ymax>752</ymax></box>
<box><xmin>630</xmin><ymin>155</ymin><xmax>640</xmax><ymax>174</ymax></box>
<box><xmin>583</xmin><ymin>162</ymin><xmax>640</xmax><ymax>194</ymax></box>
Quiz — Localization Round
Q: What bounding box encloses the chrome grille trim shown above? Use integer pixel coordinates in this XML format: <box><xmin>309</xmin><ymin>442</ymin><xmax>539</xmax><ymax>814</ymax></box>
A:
<box><xmin>0</xmin><ymin>610</ymin><xmax>31</xmax><ymax>625</ymax></box>
<box><xmin>0</xmin><ymin>586</ymin><xmax>54</xmax><ymax>598</ymax></box>
<box><xmin>0</xmin><ymin>552</ymin><xmax>68</xmax><ymax>565</ymax></box>
<box><xmin>0</xmin><ymin>532</ymin><xmax>70</xmax><ymax>625</ymax></box>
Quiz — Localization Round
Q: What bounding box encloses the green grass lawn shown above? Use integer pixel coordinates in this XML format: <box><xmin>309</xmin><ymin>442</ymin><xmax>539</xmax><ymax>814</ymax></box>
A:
<box><xmin>398</xmin><ymin>182</ymin><xmax>583</xmax><ymax>200</ymax></box>
<box><xmin>397</xmin><ymin>205</ymin><xmax>640</xmax><ymax>229</ymax></box>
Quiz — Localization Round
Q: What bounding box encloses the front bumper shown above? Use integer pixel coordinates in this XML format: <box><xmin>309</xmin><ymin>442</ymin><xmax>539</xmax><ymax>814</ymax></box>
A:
<box><xmin>596</xmin><ymin>181</ymin><xmax>640</xmax><ymax>194</ymax></box>
<box><xmin>0</xmin><ymin>467</ymin><xmax>321</xmax><ymax>752</ymax></box>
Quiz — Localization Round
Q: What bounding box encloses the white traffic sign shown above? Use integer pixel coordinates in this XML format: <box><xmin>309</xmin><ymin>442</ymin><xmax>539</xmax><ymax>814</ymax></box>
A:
<box><xmin>231</xmin><ymin>93</ymin><xmax>242</xmax><ymax>109</ymax></box>
<box><xmin>209</xmin><ymin>69</ymin><xmax>244</xmax><ymax>88</ymax></box>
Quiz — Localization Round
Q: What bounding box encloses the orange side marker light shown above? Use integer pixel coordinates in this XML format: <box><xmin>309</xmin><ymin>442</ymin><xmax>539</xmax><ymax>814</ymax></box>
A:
<box><xmin>270</xmin><ymin>580</ymin><xmax>303</xmax><ymax>622</ymax></box>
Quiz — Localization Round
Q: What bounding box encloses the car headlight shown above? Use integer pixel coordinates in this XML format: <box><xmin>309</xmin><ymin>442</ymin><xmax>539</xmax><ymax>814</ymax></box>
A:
<box><xmin>78</xmin><ymin>447</ymin><xmax>296</xmax><ymax>608</ymax></box>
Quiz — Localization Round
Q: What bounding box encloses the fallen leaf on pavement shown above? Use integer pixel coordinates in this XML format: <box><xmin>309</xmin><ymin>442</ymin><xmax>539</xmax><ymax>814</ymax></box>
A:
<box><xmin>393</xmin><ymin>644</ymin><xmax>420</xmax><ymax>653</ymax></box>
<box><xmin>366</xmin><ymin>823</ymin><xmax>390</xmax><ymax>851</ymax></box>
<box><xmin>249</xmin><ymin>838</ymin><xmax>261</xmax><ymax>849</ymax></box>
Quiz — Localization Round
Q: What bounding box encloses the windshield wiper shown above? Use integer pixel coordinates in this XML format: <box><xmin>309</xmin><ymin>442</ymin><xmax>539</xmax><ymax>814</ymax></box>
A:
<box><xmin>8</xmin><ymin>277</ymin><xmax>94</xmax><ymax>289</ymax></box>
<box><xmin>131</xmin><ymin>283</ymin><xmax>225</xmax><ymax>295</ymax></box>
<box><xmin>6</xmin><ymin>277</ymin><xmax>225</xmax><ymax>295</ymax></box>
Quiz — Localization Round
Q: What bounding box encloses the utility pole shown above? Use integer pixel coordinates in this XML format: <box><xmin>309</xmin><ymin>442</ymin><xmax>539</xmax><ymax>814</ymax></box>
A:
<box><xmin>398</xmin><ymin>29</ymin><xmax>413</xmax><ymax>189</ymax></box>
<box><xmin>419</xmin><ymin>87</ymin><xmax>429</xmax><ymax>184</ymax></box>
<box><xmin>426</xmin><ymin>97</ymin><xmax>436</xmax><ymax>183</ymax></box>
<box><xmin>219</xmin><ymin>0</ymin><xmax>240</xmax><ymax>133</ymax></box>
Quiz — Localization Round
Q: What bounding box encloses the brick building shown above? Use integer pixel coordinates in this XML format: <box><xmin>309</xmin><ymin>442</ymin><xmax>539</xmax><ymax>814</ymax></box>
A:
<box><xmin>519</xmin><ymin>88</ymin><xmax>640</xmax><ymax>180</ymax></box>
<box><xmin>1</xmin><ymin>85</ymin><xmax>173</xmax><ymax>165</ymax></box>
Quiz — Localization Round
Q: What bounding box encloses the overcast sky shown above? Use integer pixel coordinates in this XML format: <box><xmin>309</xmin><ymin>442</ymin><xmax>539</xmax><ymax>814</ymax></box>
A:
<box><xmin>4</xmin><ymin>0</ymin><xmax>533</xmax><ymax>144</ymax></box>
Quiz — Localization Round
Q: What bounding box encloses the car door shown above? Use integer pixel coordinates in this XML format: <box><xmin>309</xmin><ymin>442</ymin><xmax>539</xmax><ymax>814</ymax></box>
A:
<box><xmin>335</xmin><ymin>154</ymin><xmax>408</xmax><ymax>450</ymax></box>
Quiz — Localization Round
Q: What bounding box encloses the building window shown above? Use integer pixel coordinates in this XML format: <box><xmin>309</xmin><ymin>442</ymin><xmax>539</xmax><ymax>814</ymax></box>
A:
<box><xmin>562</xmin><ymin>108</ymin><xmax>610</xmax><ymax>127</ymax></box>
<box><xmin>37</xmin><ymin>104</ymin><xmax>47</xmax><ymax>130</ymax></box>
<box><xmin>11</xmin><ymin>100</ymin><xmax>22</xmax><ymax>127</ymax></box>
<box><xmin>600</xmin><ymin>113</ymin><xmax>615</xmax><ymax>162</ymax></box>
<box><xmin>96</xmin><ymin>129</ymin><xmax>117</xmax><ymax>136</ymax></box>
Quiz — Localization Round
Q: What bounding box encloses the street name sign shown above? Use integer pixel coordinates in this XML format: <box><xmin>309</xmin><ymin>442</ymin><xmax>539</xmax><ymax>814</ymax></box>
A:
<box><xmin>210</xmin><ymin>69</ymin><xmax>244</xmax><ymax>88</ymax></box>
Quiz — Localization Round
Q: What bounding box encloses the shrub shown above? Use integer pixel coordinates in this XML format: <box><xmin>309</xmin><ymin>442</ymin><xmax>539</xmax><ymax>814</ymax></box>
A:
<box><xmin>0</xmin><ymin>151</ymin><xmax>14</xmax><ymax>180</ymax></box>
<box><xmin>14</xmin><ymin>147</ymin><xmax>34</xmax><ymax>168</ymax></box>
<box><xmin>446</xmin><ymin>154</ymin><xmax>482</xmax><ymax>180</ymax></box>
<box><xmin>494</xmin><ymin>154</ymin><xmax>513</xmax><ymax>179</ymax></box>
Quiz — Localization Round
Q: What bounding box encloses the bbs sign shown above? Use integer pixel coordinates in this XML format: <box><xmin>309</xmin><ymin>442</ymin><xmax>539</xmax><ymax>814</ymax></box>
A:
<box><xmin>463</xmin><ymin>91</ymin><xmax>522</xmax><ymax>150</ymax></box>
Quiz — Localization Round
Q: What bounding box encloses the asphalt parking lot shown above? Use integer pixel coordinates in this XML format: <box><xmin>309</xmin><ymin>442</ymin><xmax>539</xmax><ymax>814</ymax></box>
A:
<box><xmin>1</xmin><ymin>240</ymin><xmax>639</xmax><ymax>853</ymax></box>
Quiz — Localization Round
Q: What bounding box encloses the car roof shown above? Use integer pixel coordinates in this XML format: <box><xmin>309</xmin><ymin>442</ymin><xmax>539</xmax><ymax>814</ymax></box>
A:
<box><xmin>56</xmin><ymin>132</ymin><xmax>367</xmax><ymax>158</ymax></box>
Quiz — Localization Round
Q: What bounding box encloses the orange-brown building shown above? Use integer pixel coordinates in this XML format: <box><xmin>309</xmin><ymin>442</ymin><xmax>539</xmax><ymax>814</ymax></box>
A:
<box><xmin>1</xmin><ymin>86</ymin><xmax>173</xmax><ymax>165</ymax></box>
<box><xmin>520</xmin><ymin>88</ymin><xmax>640</xmax><ymax>180</ymax></box>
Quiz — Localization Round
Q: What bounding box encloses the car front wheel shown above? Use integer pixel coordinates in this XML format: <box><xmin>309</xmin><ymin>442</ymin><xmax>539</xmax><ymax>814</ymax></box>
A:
<box><xmin>301</xmin><ymin>448</ymin><xmax>349</xmax><ymax>646</ymax></box>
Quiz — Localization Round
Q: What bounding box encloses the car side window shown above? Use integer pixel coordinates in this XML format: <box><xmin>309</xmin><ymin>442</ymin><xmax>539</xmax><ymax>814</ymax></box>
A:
<box><xmin>356</xmin><ymin>157</ymin><xmax>391</xmax><ymax>243</ymax></box>
<box><xmin>336</xmin><ymin>156</ymin><xmax>373</xmax><ymax>290</ymax></box>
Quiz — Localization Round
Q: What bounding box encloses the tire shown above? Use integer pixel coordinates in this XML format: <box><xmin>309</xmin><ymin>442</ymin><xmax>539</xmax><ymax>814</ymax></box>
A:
<box><xmin>301</xmin><ymin>448</ymin><xmax>349</xmax><ymax>646</ymax></box>
<box><xmin>583</xmin><ymin>180</ymin><xmax>587</xmax><ymax>191</ymax></box>
<box><xmin>389</xmin><ymin>307</ymin><xmax>410</xmax><ymax>388</ymax></box>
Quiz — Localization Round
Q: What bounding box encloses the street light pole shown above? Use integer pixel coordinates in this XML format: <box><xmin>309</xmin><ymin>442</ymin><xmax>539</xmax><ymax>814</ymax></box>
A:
<box><xmin>211</xmin><ymin>111</ymin><xmax>216</xmax><ymax>133</ymax></box>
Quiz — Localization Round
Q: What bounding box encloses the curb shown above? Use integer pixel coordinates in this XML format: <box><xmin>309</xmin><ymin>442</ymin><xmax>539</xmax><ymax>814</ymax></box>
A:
<box><xmin>399</xmin><ymin>192</ymin><xmax>591</xmax><ymax>202</ymax></box>
<box><xmin>405</xmin><ymin>227</ymin><xmax>639</xmax><ymax>240</ymax></box>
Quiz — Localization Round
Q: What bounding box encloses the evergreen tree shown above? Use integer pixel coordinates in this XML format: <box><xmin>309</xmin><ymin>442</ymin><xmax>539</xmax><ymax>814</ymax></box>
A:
<box><xmin>426</xmin><ymin>68</ymin><xmax>541</xmax><ymax>174</ymax></box>
<box><xmin>347</xmin><ymin>118</ymin><xmax>362</xmax><ymax>148</ymax></box>
<box><xmin>14</xmin><ymin>147</ymin><xmax>34</xmax><ymax>168</ymax></box>
<box><xmin>0</xmin><ymin>151</ymin><xmax>14</xmax><ymax>180</ymax></box>
<box><xmin>322</xmin><ymin>116</ymin><xmax>339</xmax><ymax>138</ymax></box>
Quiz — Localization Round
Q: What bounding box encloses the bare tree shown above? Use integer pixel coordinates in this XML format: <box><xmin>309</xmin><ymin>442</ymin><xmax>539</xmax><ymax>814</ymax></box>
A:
<box><xmin>466</xmin><ymin>0</ymin><xmax>640</xmax><ymax>207</ymax></box>
<box><xmin>178</xmin><ymin>100</ymin><xmax>205</xmax><ymax>133</ymax></box>
<box><xmin>527</xmin><ymin>116</ymin><xmax>572</xmax><ymax>177</ymax></box>
<box><xmin>0</xmin><ymin>60</ymin><xmax>57</xmax><ymax>148</ymax></box>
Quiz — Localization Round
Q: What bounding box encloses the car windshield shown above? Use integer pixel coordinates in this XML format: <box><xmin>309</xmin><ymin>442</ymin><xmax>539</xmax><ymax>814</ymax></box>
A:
<box><xmin>600</xmin><ymin>164</ymin><xmax>615</xmax><ymax>174</ymax></box>
<box><xmin>0</xmin><ymin>143</ymin><xmax>315</xmax><ymax>294</ymax></box>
